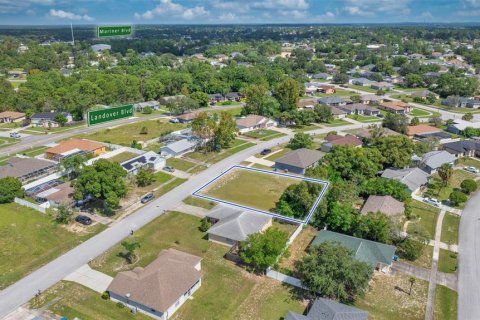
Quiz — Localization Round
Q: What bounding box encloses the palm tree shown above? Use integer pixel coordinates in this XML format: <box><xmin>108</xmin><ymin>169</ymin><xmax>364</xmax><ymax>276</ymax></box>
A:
<box><xmin>437</xmin><ymin>163</ymin><xmax>453</xmax><ymax>187</ymax></box>
<box><xmin>409</xmin><ymin>277</ymin><xmax>416</xmax><ymax>295</ymax></box>
<box><xmin>368</xmin><ymin>124</ymin><xmax>384</xmax><ymax>140</ymax></box>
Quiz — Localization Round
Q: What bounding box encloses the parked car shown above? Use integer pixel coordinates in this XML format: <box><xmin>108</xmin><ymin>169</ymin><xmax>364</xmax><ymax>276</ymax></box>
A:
<box><xmin>9</xmin><ymin>132</ymin><xmax>20</xmax><ymax>138</ymax></box>
<box><xmin>464</xmin><ymin>166</ymin><xmax>479</xmax><ymax>174</ymax></box>
<box><xmin>163</xmin><ymin>166</ymin><xmax>175</xmax><ymax>173</ymax></box>
<box><xmin>141</xmin><ymin>193</ymin><xmax>154</xmax><ymax>204</ymax></box>
<box><xmin>75</xmin><ymin>215</ymin><xmax>92</xmax><ymax>225</ymax></box>
<box><xmin>169</xmin><ymin>118</ymin><xmax>179</xmax><ymax>123</ymax></box>
<box><xmin>423</xmin><ymin>197</ymin><xmax>441</xmax><ymax>207</ymax></box>
<box><xmin>260</xmin><ymin>149</ymin><xmax>272</xmax><ymax>156</ymax></box>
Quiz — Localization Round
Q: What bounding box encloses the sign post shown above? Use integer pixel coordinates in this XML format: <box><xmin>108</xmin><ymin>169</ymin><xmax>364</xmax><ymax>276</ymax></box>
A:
<box><xmin>87</xmin><ymin>105</ymin><xmax>134</xmax><ymax>126</ymax></box>
<box><xmin>97</xmin><ymin>25</ymin><xmax>132</xmax><ymax>38</ymax></box>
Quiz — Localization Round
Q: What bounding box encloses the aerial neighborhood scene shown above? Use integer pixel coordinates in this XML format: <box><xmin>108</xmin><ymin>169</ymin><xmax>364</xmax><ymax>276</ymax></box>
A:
<box><xmin>1</xmin><ymin>1</ymin><xmax>480</xmax><ymax>320</ymax></box>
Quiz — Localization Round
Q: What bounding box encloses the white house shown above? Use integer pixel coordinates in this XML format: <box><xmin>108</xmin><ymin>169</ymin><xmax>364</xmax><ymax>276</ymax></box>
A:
<box><xmin>236</xmin><ymin>115</ymin><xmax>277</xmax><ymax>133</ymax></box>
<box><xmin>120</xmin><ymin>151</ymin><xmax>166</xmax><ymax>174</ymax></box>
<box><xmin>160</xmin><ymin>139</ymin><xmax>199</xmax><ymax>158</ymax></box>
<box><xmin>30</xmin><ymin>112</ymin><xmax>73</xmax><ymax>128</ymax></box>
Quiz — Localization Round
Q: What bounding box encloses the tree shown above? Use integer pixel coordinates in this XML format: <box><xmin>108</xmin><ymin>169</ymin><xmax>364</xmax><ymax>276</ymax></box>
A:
<box><xmin>136</xmin><ymin>168</ymin><xmax>155</xmax><ymax>187</ymax></box>
<box><xmin>361</xmin><ymin>177</ymin><xmax>410</xmax><ymax>201</ymax></box>
<box><xmin>460</xmin><ymin>179</ymin><xmax>477</xmax><ymax>194</ymax></box>
<box><xmin>314</xmin><ymin>104</ymin><xmax>333</xmax><ymax>123</ymax></box>
<box><xmin>214</xmin><ymin>111</ymin><xmax>237</xmax><ymax>149</ymax></box>
<box><xmin>199</xmin><ymin>217</ymin><xmax>211</xmax><ymax>232</ymax></box>
<box><xmin>332</xmin><ymin>73</ymin><xmax>349</xmax><ymax>84</ymax></box>
<box><xmin>239</xmin><ymin>227</ymin><xmax>288</xmax><ymax>271</ymax></box>
<box><xmin>190</xmin><ymin>91</ymin><xmax>209</xmax><ymax>108</ymax></box>
<box><xmin>372</xmin><ymin>135</ymin><xmax>415</xmax><ymax>169</ymax></box>
<box><xmin>463</xmin><ymin>127</ymin><xmax>480</xmax><ymax>138</ymax></box>
<box><xmin>462</xmin><ymin>113</ymin><xmax>474</xmax><ymax>121</ymax></box>
<box><xmin>73</xmin><ymin>159</ymin><xmax>127</xmax><ymax>211</ymax></box>
<box><xmin>297</xmin><ymin>242</ymin><xmax>372</xmax><ymax>303</ymax></box>
<box><xmin>275</xmin><ymin>79</ymin><xmax>299</xmax><ymax>112</ymax></box>
<box><xmin>0</xmin><ymin>177</ymin><xmax>24</xmax><ymax>203</ymax></box>
<box><xmin>121</xmin><ymin>240</ymin><xmax>140</xmax><ymax>264</ymax></box>
<box><xmin>410</xmin><ymin>117</ymin><xmax>420</xmax><ymax>126</ymax></box>
<box><xmin>449</xmin><ymin>191</ymin><xmax>468</xmax><ymax>206</ymax></box>
<box><xmin>165</xmin><ymin>96</ymin><xmax>199</xmax><ymax>114</ymax></box>
<box><xmin>55</xmin><ymin>205</ymin><xmax>73</xmax><ymax>224</ymax></box>
<box><xmin>276</xmin><ymin>182</ymin><xmax>322</xmax><ymax>219</ymax></box>
<box><xmin>242</xmin><ymin>84</ymin><xmax>279</xmax><ymax>117</ymax></box>
<box><xmin>191</xmin><ymin>112</ymin><xmax>216</xmax><ymax>143</ymax></box>
<box><xmin>60</xmin><ymin>154</ymin><xmax>86</xmax><ymax>179</ymax></box>
<box><xmin>437</xmin><ymin>163</ymin><xmax>453</xmax><ymax>187</ymax></box>
<box><xmin>429</xmin><ymin>116</ymin><xmax>443</xmax><ymax>128</ymax></box>
<box><xmin>382</xmin><ymin>113</ymin><xmax>409</xmax><ymax>134</ymax></box>
<box><xmin>353</xmin><ymin>212</ymin><xmax>392</xmax><ymax>243</ymax></box>
<box><xmin>287</xmin><ymin>132</ymin><xmax>313</xmax><ymax>150</ymax></box>
<box><xmin>54</xmin><ymin>114</ymin><xmax>67</xmax><ymax>127</ymax></box>
<box><xmin>142</xmin><ymin>106</ymin><xmax>153</xmax><ymax>114</ymax></box>
<box><xmin>396</xmin><ymin>238</ymin><xmax>425</xmax><ymax>261</ymax></box>
<box><xmin>131</xmin><ymin>140</ymin><xmax>142</xmax><ymax>149</ymax></box>
<box><xmin>409</xmin><ymin>277</ymin><xmax>416</xmax><ymax>295</ymax></box>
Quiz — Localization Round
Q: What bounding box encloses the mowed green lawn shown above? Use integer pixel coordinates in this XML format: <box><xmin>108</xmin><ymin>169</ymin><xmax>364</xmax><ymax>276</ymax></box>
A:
<box><xmin>79</xmin><ymin>119</ymin><xmax>185</xmax><ymax>146</ymax></box>
<box><xmin>438</xmin><ymin>249</ymin><xmax>458</xmax><ymax>273</ymax></box>
<box><xmin>90</xmin><ymin>211</ymin><xmax>304</xmax><ymax>320</ymax></box>
<box><xmin>441</xmin><ymin>212</ymin><xmax>460</xmax><ymax>245</ymax></box>
<box><xmin>434</xmin><ymin>285</ymin><xmax>457</xmax><ymax>320</ymax></box>
<box><xmin>407</xmin><ymin>200</ymin><xmax>440</xmax><ymax>239</ymax></box>
<box><xmin>107</xmin><ymin>151</ymin><xmax>138</xmax><ymax>163</ymax></box>
<box><xmin>0</xmin><ymin>203</ymin><xmax>105</xmax><ymax>289</ymax></box>
<box><xmin>200</xmin><ymin>168</ymin><xmax>300</xmax><ymax>212</ymax></box>
<box><xmin>242</xmin><ymin>129</ymin><xmax>286</xmax><ymax>141</ymax></box>
<box><xmin>410</xmin><ymin>108</ymin><xmax>432</xmax><ymax>117</ymax></box>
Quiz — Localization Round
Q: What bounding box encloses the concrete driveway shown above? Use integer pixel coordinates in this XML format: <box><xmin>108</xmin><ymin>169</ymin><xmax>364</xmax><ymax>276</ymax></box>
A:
<box><xmin>64</xmin><ymin>264</ymin><xmax>113</xmax><ymax>293</ymax></box>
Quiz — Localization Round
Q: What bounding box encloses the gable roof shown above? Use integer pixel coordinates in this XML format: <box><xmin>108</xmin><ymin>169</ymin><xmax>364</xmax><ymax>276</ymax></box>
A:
<box><xmin>0</xmin><ymin>156</ymin><xmax>57</xmax><ymax>180</ymax></box>
<box><xmin>443</xmin><ymin>140</ymin><xmax>480</xmax><ymax>154</ymax></box>
<box><xmin>107</xmin><ymin>249</ymin><xmax>202</xmax><ymax>312</ymax></box>
<box><xmin>46</xmin><ymin>139</ymin><xmax>104</xmax><ymax>156</ymax></box>
<box><xmin>0</xmin><ymin>111</ymin><xmax>25</xmax><ymax>119</ymax></box>
<box><xmin>326</xmin><ymin>135</ymin><xmax>363</xmax><ymax>147</ymax></box>
<box><xmin>312</xmin><ymin>230</ymin><xmax>396</xmax><ymax>267</ymax></box>
<box><xmin>286</xmin><ymin>298</ymin><xmax>368</xmax><ymax>320</ymax></box>
<box><xmin>381</xmin><ymin>167</ymin><xmax>430</xmax><ymax>192</ymax></box>
<box><xmin>421</xmin><ymin>151</ymin><xmax>456</xmax><ymax>170</ymax></box>
<box><xmin>236</xmin><ymin>115</ymin><xmax>272</xmax><ymax>128</ymax></box>
<box><xmin>360</xmin><ymin>195</ymin><xmax>404</xmax><ymax>217</ymax></box>
<box><xmin>206</xmin><ymin>206</ymin><xmax>272</xmax><ymax>241</ymax></box>
<box><xmin>407</xmin><ymin>125</ymin><xmax>441</xmax><ymax>136</ymax></box>
<box><xmin>161</xmin><ymin>139</ymin><xmax>198</xmax><ymax>154</ymax></box>
<box><xmin>318</xmin><ymin>96</ymin><xmax>346</xmax><ymax>105</ymax></box>
<box><xmin>275</xmin><ymin>148</ymin><xmax>324</xmax><ymax>169</ymax></box>
<box><xmin>31</xmin><ymin>111</ymin><xmax>69</xmax><ymax>121</ymax></box>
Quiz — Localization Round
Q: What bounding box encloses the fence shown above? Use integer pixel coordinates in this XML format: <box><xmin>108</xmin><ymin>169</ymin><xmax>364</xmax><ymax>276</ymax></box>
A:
<box><xmin>14</xmin><ymin>197</ymin><xmax>48</xmax><ymax>213</ymax></box>
<box><xmin>287</xmin><ymin>223</ymin><xmax>303</xmax><ymax>245</ymax></box>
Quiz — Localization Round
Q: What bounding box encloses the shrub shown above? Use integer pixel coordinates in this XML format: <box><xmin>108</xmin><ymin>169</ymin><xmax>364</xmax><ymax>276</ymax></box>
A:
<box><xmin>449</xmin><ymin>191</ymin><xmax>468</xmax><ymax>206</ymax></box>
<box><xmin>116</xmin><ymin>302</ymin><xmax>125</xmax><ymax>308</ymax></box>
<box><xmin>460</xmin><ymin>179</ymin><xmax>477</xmax><ymax>194</ymax></box>
<box><xmin>101</xmin><ymin>291</ymin><xmax>110</xmax><ymax>300</ymax></box>
<box><xmin>199</xmin><ymin>218</ymin><xmax>211</xmax><ymax>232</ymax></box>
<box><xmin>397</xmin><ymin>238</ymin><xmax>424</xmax><ymax>261</ymax></box>
<box><xmin>142</xmin><ymin>106</ymin><xmax>153</xmax><ymax>114</ymax></box>
<box><xmin>140</xmin><ymin>126</ymin><xmax>148</xmax><ymax>134</ymax></box>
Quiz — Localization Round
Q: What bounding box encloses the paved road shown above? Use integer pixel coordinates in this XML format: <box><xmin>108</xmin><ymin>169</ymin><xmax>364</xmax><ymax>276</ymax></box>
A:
<box><xmin>0</xmin><ymin>122</ymin><xmax>364</xmax><ymax>318</ymax></box>
<box><xmin>458</xmin><ymin>191</ymin><xmax>480</xmax><ymax>320</ymax></box>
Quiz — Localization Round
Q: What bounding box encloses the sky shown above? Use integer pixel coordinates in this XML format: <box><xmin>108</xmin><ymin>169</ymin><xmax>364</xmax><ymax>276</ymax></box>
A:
<box><xmin>0</xmin><ymin>0</ymin><xmax>479</xmax><ymax>25</ymax></box>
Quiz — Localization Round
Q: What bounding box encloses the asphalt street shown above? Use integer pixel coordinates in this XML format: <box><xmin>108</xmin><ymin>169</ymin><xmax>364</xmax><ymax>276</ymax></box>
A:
<box><xmin>0</xmin><ymin>122</ymin><xmax>364</xmax><ymax>318</ymax></box>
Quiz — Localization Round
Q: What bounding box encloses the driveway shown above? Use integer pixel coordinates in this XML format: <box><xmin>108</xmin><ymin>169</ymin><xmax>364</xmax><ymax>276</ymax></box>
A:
<box><xmin>63</xmin><ymin>264</ymin><xmax>113</xmax><ymax>293</ymax></box>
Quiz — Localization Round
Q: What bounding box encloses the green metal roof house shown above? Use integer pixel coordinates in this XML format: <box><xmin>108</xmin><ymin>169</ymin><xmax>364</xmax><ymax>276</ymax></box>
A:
<box><xmin>312</xmin><ymin>230</ymin><xmax>396</xmax><ymax>272</ymax></box>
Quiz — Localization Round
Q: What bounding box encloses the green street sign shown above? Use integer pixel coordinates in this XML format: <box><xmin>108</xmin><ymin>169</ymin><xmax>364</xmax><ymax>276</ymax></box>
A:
<box><xmin>87</xmin><ymin>105</ymin><xmax>134</xmax><ymax>126</ymax></box>
<box><xmin>97</xmin><ymin>25</ymin><xmax>132</xmax><ymax>38</ymax></box>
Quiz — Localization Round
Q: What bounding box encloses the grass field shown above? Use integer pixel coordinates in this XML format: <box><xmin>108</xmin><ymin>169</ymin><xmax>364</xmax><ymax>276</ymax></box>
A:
<box><xmin>394</xmin><ymin>86</ymin><xmax>429</xmax><ymax>92</ymax></box>
<box><xmin>355</xmin><ymin>273</ymin><xmax>428</xmax><ymax>320</ymax></box>
<box><xmin>199</xmin><ymin>167</ymin><xmax>301</xmax><ymax>212</ymax></box>
<box><xmin>292</xmin><ymin>124</ymin><xmax>322</xmax><ymax>133</ymax></box>
<box><xmin>183</xmin><ymin>196</ymin><xmax>217</xmax><ymax>210</ymax></box>
<box><xmin>264</xmin><ymin>147</ymin><xmax>292</xmax><ymax>161</ymax></box>
<box><xmin>441</xmin><ymin>213</ymin><xmax>460</xmax><ymax>245</ymax></box>
<box><xmin>325</xmin><ymin>118</ymin><xmax>350</xmax><ymax>126</ymax></box>
<box><xmin>438</xmin><ymin>249</ymin><xmax>458</xmax><ymax>273</ymax></box>
<box><xmin>407</xmin><ymin>200</ymin><xmax>440</xmax><ymax>239</ymax></box>
<box><xmin>90</xmin><ymin>211</ymin><xmax>304</xmax><ymax>320</ymax></box>
<box><xmin>78</xmin><ymin>120</ymin><xmax>185</xmax><ymax>146</ymax></box>
<box><xmin>0</xmin><ymin>203</ymin><xmax>105</xmax><ymax>289</ymax></box>
<box><xmin>107</xmin><ymin>151</ymin><xmax>138</xmax><ymax>163</ymax></box>
<box><xmin>315</xmin><ymin>88</ymin><xmax>355</xmax><ymax>97</ymax></box>
<box><xmin>0</xmin><ymin>146</ymin><xmax>49</xmax><ymax>165</ymax></box>
<box><xmin>434</xmin><ymin>285</ymin><xmax>457</xmax><ymax>320</ymax></box>
<box><xmin>456</xmin><ymin>157</ymin><xmax>480</xmax><ymax>169</ymax></box>
<box><xmin>348</xmin><ymin>84</ymin><xmax>378</xmax><ymax>93</ymax></box>
<box><xmin>186</xmin><ymin>139</ymin><xmax>255</xmax><ymax>164</ymax></box>
<box><xmin>25</xmin><ymin>122</ymin><xmax>86</xmax><ymax>134</ymax></box>
<box><xmin>166</xmin><ymin>157</ymin><xmax>196</xmax><ymax>171</ymax></box>
<box><xmin>347</xmin><ymin>114</ymin><xmax>381</xmax><ymax>122</ymax></box>
<box><xmin>410</xmin><ymin>108</ymin><xmax>432</xmax><ymax>117</ymax></box>
<box><xmin>210</xmin><ymin>106</ymin><xmax>243</xmax><ymax>117</ymax></box>
<box><xmin>242</xmin><ymin>129</ymin><xmax>286</xmax><ymax>141</ymax></box>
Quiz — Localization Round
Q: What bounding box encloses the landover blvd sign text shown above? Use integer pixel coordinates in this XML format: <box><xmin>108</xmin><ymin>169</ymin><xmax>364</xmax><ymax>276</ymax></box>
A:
<box><xmin>87</xmin><ymin>104</ymin><xmax>134</xmax><ymax>126</ymax></box>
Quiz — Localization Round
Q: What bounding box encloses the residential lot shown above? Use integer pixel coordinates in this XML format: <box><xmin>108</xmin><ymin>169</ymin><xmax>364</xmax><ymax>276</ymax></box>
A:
<box><xmin>185</xmin><ymin>139</ymin><xmax>255</xmax><ymax>164</ymax></box>
<box><xmin>434</xmin><ymin>285</ymin><xmax>457</xmax><ymax>320</ymax></box>
<box><xmin>242</xmin><ymin>129</ymin><xmax>286</xmax><ymax>141</ymax></box>
<box><xmin>0</xmin><ymin>203</ymin><xmax>105</xmax><ymax>289</ymax></box>
<box><xmin>407</xmin><ymin>200</ymin><xmax>440</xmax><ymax>239</ymax></box>
<box><xmin>438</xmin><ymin>249</ymin><xmax>458</xmax><ymax>273</ymax></box>
<box><xmin>427</xmin><ymin>169</ymin><xmax>477</xmax><ymax>204</ymax></box>
<box><xmin>441</xmin><ymin>212</ymin><xmax>460</xmax><ymax>245</ymax></box>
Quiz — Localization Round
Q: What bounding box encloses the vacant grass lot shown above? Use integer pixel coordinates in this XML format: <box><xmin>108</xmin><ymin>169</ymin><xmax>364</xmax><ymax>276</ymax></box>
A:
<box><xmin>264</xmin><ymin>147</ymin><xmax>292</xmax><ymax>161</ymax></box>
<box><xmin>183</xmin><ymin>196</ymin><xmax>217</xmax><ymax>210</ymax></box>
<box><xmin>441</xmin><ymin>213</ymin><xmax>460</xmax><ymax>245</ymax></box>
<box><xmin>199</xmin><ymin>167</ymin><xmax>301</xmax><ymax>212</ymax></box>
<box><xmin>456</xmin><ymin>157</ymin><xmax>480</xmax><ymax>169</ymax></box>
<box><xmin>242</xmin><ymin>129</ymin><xmax>286</xmax><ymax>141</ymax></box>
<box><xmin>434</xmin><ymin>285</ymin><xmax>457</xmax><ymax>320</ymax></box>
<box><xmin>325</xmin><ymin>118</ymin><xmax>350</xmax><ymax>126</ymax></box>
<box><xmin>79</xmin><ymin>120</ymin><xmax>185</xmax><ymax>146</ymax></box>
<box><xmin>165</xmin><ymin>157</ymin><xmax>196</xmax><ymax>171</ymax></box>
<box><xmin>407</xmin><ymin>200</ymin><xmax>440</xmax><ymax>239</ymax></box>
<box><xmin>0</xmin><ymin>203</ymin><xmax>105</xmax><ymax>289</ymax></box>
<box><xmin>348</xmin><ymin>84</ymin><xmax>378</xmax><ymax>93</ymax></box>
<box><xmin>410</xmin><ymin>108</ymin><xmax>432</xmax><ymax>117</ymax></box>
<box><xmin>438</xmin><ymin>249</ymin><xmax>458</xmax><ymax>273</ymax></box>
<box><xmin>408</xmin><ymin>245</ymin><xmax>433</xmax><ymax>269</ymax></box>
<box><xmin>90</xmin><ymin>211</ymin><xmax>304</xmax><ymax>320</ymax></box>
<box><xmin>186</xmin><ymin>139</ymin><xmax>255</xmax><ymax>164</ymax></box>
<box><xmin>355</xmin><ymin>273</ymin><xmax>428</xmax><ymax>320</ymax></box>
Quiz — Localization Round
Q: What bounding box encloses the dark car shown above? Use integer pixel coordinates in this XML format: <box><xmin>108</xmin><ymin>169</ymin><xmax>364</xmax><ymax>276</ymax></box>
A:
<box><xmin>163</xmin><ymin>166</ymin><xmax>175</xmax><ymax>173</ymax></box>
<box><xmin>141</xmin><ymin>193</ymin><xmax>154</xmax><ymax>204</ymax></box>
<box><xmin>75</xmin><ymin>215</ymin><xmax>92</xmax><ymax>225</ymax></box>
<box><xmin>260</xmin><ymin>149</ymin><xmax>272</xmax><ymax>156</ymax></box>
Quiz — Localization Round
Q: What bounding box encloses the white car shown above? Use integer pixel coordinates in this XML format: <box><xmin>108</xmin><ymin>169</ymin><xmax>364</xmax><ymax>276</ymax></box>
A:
<box><xmin>423</xmin><ymin>197</ymin><xmax>441</xmax><ymax>207</ymax></box>
<box><xmin>464</xmin><ymin>166</ymin><xmax>479</xmax><ymax>174</ymax></box>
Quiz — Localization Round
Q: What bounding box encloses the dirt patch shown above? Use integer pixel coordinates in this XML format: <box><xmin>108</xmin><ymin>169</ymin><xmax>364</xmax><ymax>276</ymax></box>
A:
<box><xmin>279</xmin><ymin>226</ymin><xmax>317</xmax><ymax>271</ymax></box>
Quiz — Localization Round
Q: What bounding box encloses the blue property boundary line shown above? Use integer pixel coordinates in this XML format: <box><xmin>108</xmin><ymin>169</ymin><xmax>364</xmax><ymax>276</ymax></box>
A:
<box><xmin>191</xmin><ymin>165</ymin><xmax>329</xmax><ymax>224</ymax></box>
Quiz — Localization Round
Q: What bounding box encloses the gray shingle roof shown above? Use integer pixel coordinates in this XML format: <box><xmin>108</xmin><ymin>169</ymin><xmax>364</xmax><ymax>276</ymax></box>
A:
<box><xmin>421</xmin><ymin>151</ymin><xmax>456</xmax><ymax>170</ymax></box>
<box><xmin>381</xmin><ymin>167</ymin><xmax>430</xmax><ymax>192</ymax></box>
<box><xmin>206</xmin><ymin>206</ymin><xmax>272</xmax><ymax>241</ymax></box>
<box><xmin>161</xmin><ymin>139</ymin><xmax>198</xmax><ymax>154</ymax></box>
<box><xmin>275</xmin><ymin>148</ymin><xmax>324</xmax><ymax>169</ymax></box>
<box><xmin>0</xmin><ymin>157</ymin><xmax>57</xmax><ymax>180</ymax></box>
<box><xmin>286</xmin><ymin>298</ymin><xmax>368</xmax><ymax>320</ymax></box>
<box><xmin>443</xmin><ymin>140</ymin><xmax>480</xmax><ymax>154</ymax></box>
<box><xmin>318</xmin><ymin>96</ymin><xmax>346</xmax><ymax>105</ymax></box>
<box><xmin>360</xmin><ymin>195</ymin><xmax>404</xmax><ymax>217</ymax></box>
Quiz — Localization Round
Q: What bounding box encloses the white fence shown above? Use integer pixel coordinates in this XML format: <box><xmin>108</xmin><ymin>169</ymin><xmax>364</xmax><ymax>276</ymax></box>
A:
<box><xmin>287</xmin><ymin>223</ymin><xmax>303</xmax><ymax>245</ymax></box>
<box><xmin>14</xmin><ymin>197</ymin><xmax>48</xmax><ymax>213</ymax></box>
<box><xmin>266</xmin><ymin>268</ymin><xmax>307</xmax><ymax>290</ymax></box>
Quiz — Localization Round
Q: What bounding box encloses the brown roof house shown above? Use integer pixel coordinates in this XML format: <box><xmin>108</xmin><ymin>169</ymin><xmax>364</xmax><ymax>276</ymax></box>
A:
<box><xmin>236</xmin><ymin>115</ymin><xmax>277</xmax><ymax>133</ymax></box>
<box><xmin>0</xmin><ymin>156</ymin><xmax>58</xmax><ymax>183</ymax></box>
<box><xmin>107</xmin><ymin>249</ymin><xmax>203</xmax><ymax>320</ymax></box>
<box><xmin>0</xmin><ymin>111</ymin><xmax>25</xmax><ymax>123</ymax></box>
<box><xmin>406</xmin><ymin>124</ymin><xmax>442</xmax><ymax>137</ymax></box>
<box><xmin>361</xmin><ymin>195</ymin><xmax>405</xmax><ymax>218</ymax></box>
<box><xmin>321</xmin><ymin>134</ymin><xmax>363</xmax><ymax>152</ymax></box>
<box><xmin>45</xmin><ymin>139</ymin><xmax>106</xmax><ymax>160</ymax></box>
<box><xmin>378</xmin><ymin>101</ymin><xmax>411</xmax><ymax>114</ymax></box>
<box><xmin>275</xmin><ymin>148</ymin><xmax>324</xmax><ymax>175</ymax></box>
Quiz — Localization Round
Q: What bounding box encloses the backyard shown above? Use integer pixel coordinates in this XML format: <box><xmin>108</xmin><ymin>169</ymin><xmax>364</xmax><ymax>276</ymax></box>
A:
<box><xmin>107</xmin><ymin>151</ymin><xmax>138</xmax><ymax>163</ymax></box>
<box><xmin>0</xmin><ymin>203</ymin><xmax>105</xmax><ymax>289</ymax></box>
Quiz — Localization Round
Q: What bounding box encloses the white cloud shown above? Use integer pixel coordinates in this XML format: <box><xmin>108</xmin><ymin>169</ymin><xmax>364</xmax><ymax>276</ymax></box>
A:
<box><xmin>0</xmin><ymin>0</ymin><xmax>53</xmax><ymax>14</ymax></box>
<box><xmin>219</xmin><ymin>12</ymin><xmax>237</xmax><ymax>21</ymax></box>
<box><xmin>341</xmin><ymin>0</ymin><xmax>411</xmax><ymax>16</ymax></box>
<box><xmin>49</xmin><ymin>9</ymin><xmax>94</xmax><ymax>21</ymax></box>
<box><xmin>253</xmin><ymin>0</ymin><xmax>309</xmax><ymax>10</ymax></box>
<box><xmin>135</xmin><ymin>0</ymin><xmax>209</xmax><ymax>20</ymax></box>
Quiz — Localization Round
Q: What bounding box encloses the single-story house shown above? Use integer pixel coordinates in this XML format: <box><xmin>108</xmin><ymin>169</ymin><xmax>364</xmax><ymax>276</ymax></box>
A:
<box><xmin>350</xmin><ymin>78</ymin><xmax>373</xmax><ymax>86</ymax></box>
<box><xmin>121</xmin><ymin>151</ymin><xmax>166</xmax><ymax>174</ymax></box>
<box><xmin>406</xmin><ymin>124</ymin><xmax>442</xmax><ymax>137</ymax></box>
<box><xmin>411</xmin><ymin>90</ymin><xmax>439</xmax><ymax>100</ymax></box>
<box><xmin>355</xmin><ymin>127</ymin><xmax>400</xmax><ymax>140</ymax></box>
<box><xmin>381</xmin><ymin>167</ymin><xmax>430</xmax><ymax>194</ymax></box>
<box><xmin>225</xmin><ymin>92</ymin><xmax>241</xmax><ymax>102</ymax></box>
<box><xmin>0</xmin><ymin>156</ymin><xmax>58</xmax><ymax>183</ymax></box>
<box><xmin>285</xmin><ymin>298</ymin><xmax>368</xmax><ymax>320</ymax></box>
<box><xmin>0</xmin><ymin>111</ymin><xmax>25</xmax><ymax>123</ymax></box>
<box><xmin>208</xmin><ymin>93</ymin><xmax>224</xmax><ymax>104</ymax></box>
<box><xmin>297</xmin><ymin>99</ymin><xmax>317</xmax><ymax>109</ymax></box>
<box><xmin>318</xmin><ymin>96</ymin><xmax>347</xmax><ymax>107</ymax></box>
<box><xmin>442</xmin><ymin>96</ymin><xmax>480</xmax><ymax>109</ymax></box>
<box><xmin>378</xmin><ymin>101</ymin><xmax>411</xmax><ymax>114</ymax></box>
<box><xmin>311</xmin><ymin>73</ymin><xmax>332</xmax><ymax>80</ymax></box>
<box><xmin>275</xmin><ymin>148</ymin><xmax>324</xmax><ymax>175</ymax></box>
<box><xmin>236</xmin><ymin>115</ymin><xmax>277</xmax><ymax>133</ymax></box>
<box><xmin>159</xmin><ymin>95</ymin><xmax>186</xmax><ymax>106</ymax></box>
<box><xmin>442</xmin><ymin>140</ymin><xmax>480</xmax><ymax>158</ymax></box>
<box><xmin>30</xmin><ymin>112</ymin><xmax>73</xmax><ymax>128</ymax></box>
<box><xmin>91</xmin><ymin>44</ymin><xmax>111</xmax><ymax>53</ymax></box>
<box><xmin>108</xmin><ymin>249</ymin><xmax>203</xmax><ymax>320</ymax></box>
<box><xmin>337</xmin><ymin>103</ymin><xmax>380</xmax><ymax>116</ymax></box>
<box><xmin>206</xmin><ymin>206</ymin><xmax>272</xmax><ymax>247</ymax></box>
<box><xmin>360</xmin><ymin>95</ymin><xmax>384</xmax><ymax>105</ymax></box>
<box><xmin>45</xmin><ymin>139</ymin><xmax>106</xmax><ymax>160</ymax></box>
<box><xmin>446</xmin><ymin>119</ymin><xmax>480</xmax><ymax>134</ymax></box>
<box><xmin>370</xmin><ymin>82</ymin><xmax>394</xmax><ymax>91</ymax></box>
<box><xmin>311</xmin><ymin>230</ymin><xmax>396</xmax><ymax>272</ymax></box>
<box><xmin>321</xmin><ymin>134</ymin><xmax>363</xmax><ymax>152</ymax></box>
<box><xmin>360</xmin><ymin>195</ymin><xmax>405</xmax><ymax>217</ymax></box>
<box><xmin>35</xmin><ymin>182</ymin><xmax>75</xmax><ymax>207</ymax></box>
<box><xmin>160</xmin><ymin>139</ymin><xmax>199</xmax><ymax>158</ymax></box>
<box><xmin>304</xmin><ymin>82</ymin><xmax>322</xmax><ymax>94</ymax></box>
<box><xmin>175</xmin><ymin>112</ymin><xmax>200</xmax><ymax>124</ymax></box>
<box><xmin>317</xmin><ymin>85</ymin><xmax>336</xmax><ymax>94</ymax></box>
<box><xmin>329</xmin><ymin>106</ymin><xmax>347</xmax><ymax>119</ymax></box>
<box><xmin>134</xmin><ymin>101</ymin><xmax>161</xmax><ymax>112</ymax></box>
<box><xmin>416</xmin><ymin>150</ymin><xmax>456</xmax><ymax>174</ymax></box>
